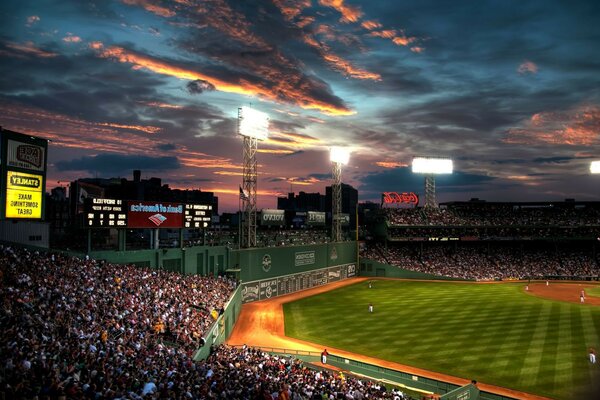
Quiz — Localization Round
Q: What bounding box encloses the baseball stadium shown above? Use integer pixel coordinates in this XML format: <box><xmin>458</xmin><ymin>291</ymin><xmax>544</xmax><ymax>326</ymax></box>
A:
<box><xmin>2</xmin><ymin>1</ymin><xmax>600</xmax><ymax>399</ymax></box>
<box><xmin>1</xmin><ymin>128</ymin><xmax>600</xmax><ymax>400</ymax></box>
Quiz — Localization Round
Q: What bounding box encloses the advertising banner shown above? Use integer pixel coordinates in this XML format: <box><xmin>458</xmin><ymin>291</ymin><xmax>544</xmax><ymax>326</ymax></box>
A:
<box><xmin>127</xmin><ymin>201</ymin><xmax>184</xmax><ymax>228</ymax></box>
<box><xmin>241</xmin><ymin>263</ymin><xmax>356</xmax><ymax>303</ymax></box>
<box><xmin>261</xmin><ymin>209</ymin><xmax>285</xmax><ymax>226</ymax></box>
<box><xmin>294</xmin><ymin>250</ymin><xmax>315</xmax><ymax>267</ymax></box>
<box><xmin>7</xmin><ymin>140</ymin><xmax>45</xmax><ymax>172</ymax></box>
<box><xmin>307</xmin><ymin>211</ymin><xmax>326</xmax><ymax>226</ymax></box>
<box><xmin>5</xmin><ymin>170</ymin><xmax>43</xmax><ymax>218</ymax></box>
<box><xmin>382</xmin><ymin>191</ymin><xmax>419</xmax><ymax>207</ymax></box>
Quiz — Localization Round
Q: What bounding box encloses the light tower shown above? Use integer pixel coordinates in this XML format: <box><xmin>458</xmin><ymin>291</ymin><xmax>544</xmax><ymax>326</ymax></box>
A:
<box><xmin>238</xmin><ymin>106</ymin><xmax>269</xmax><ymax>248</ymax></box>
<box><xmin>330</xmin><ymin>147</ymin><xmax>350</xmax><ymax>242</ymax></box>
<box><xmin>412</xmin><ymin>157</ymin><xmax>453</xmax><ymax>208</ymax></box>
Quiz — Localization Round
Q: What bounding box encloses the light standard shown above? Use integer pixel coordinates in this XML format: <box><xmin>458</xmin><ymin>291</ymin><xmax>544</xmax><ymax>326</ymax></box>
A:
<box><xmin>238</xmin><ymin>106</ymin><xmax>269</xmax><ymax>248</ymax></box>
<box><xmin>330</xmin><ymin>147</ymin><xmax>350</xmax><ymax>242</ymax></box>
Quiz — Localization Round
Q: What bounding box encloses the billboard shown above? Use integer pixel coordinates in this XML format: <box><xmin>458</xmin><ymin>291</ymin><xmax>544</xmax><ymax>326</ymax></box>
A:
<box><xmin>127</xmin><ymin>201</ymin><xmax>184</xmax><ymax>228</ymax></box>
<box><xmin>85</xmin><ymin>198</ymin><xmax>127</xmax><ymax>228</ymax></box>
<box><xmin>334</xmin><ymin>213</ymin><xmax>350</xmax><ymax>226</ymax></box>
<box><xmin>382</xmin><ymin>192</ymin><xmax>419</xmax><ymax>207</ymax></box>
<box><xmin>6</xmin><ymin>139</ymin><xmax>46</xmax><ymax>172</ymax></box>
<box><xmin>5</xmin><ymin>170</ymin><xmax>43</xmax><ymax>218</ymax></box>
<box><xmin>261</xmin><ymin>209</ymin><xmax>285</xmax><ymax>226</ymax></box>
<box><xmin>184</xmin><ymin>204</ymin><xmax>212</xmax><ymax>228</ymax></box>
<box><xmin>307</xmin><ymin>211</ymin><xmax>326</xmax><ymax>226</ymax></box>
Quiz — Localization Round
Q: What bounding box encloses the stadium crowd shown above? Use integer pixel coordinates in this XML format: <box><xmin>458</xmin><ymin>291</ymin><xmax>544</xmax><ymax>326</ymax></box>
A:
<box><xmin>386</xmin><ymin>205</ymin><xmax>600</xmax><ymax>227</ymax></box>
<box><xmin>362</xmin><ymin>244</ymin><xmax>599</xmax><ymax>280</ymax></box>
<box><xmin>1</xmin><ymin>246</ymin><xmax>411</xmax><ymax>399</ymax></box>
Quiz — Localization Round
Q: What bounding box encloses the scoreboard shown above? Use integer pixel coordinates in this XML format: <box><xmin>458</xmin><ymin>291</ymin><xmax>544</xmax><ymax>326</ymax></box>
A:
<box><xmin>184</xmin><ymin>204</ymin><xmax>212</xmax><ymax>228</ymax></box>
<box><xmin>85</xmin><ymin>198</ymin><xmax>127</xmax><ymax>228</ymax></box>
<box><xmin>83</xmin><ymin>198</ymin><xmax>212</xmax><ymax>229</ymax></box>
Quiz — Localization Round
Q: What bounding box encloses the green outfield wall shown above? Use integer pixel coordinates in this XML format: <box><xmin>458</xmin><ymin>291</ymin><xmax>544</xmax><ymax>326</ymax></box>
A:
<box><xmin>360</xmin><ymin>258</ymin><xmax>468</xmax><ymax>281</ymax></box>
<box><xmin>237</xmin><ymin>241</ymin><xmax>358</xmax><ymax>303</ymax></box>
<box><xmin>193</xmin><ymin>283</ymin><xmax>243</xmax><ymax>361</ymax></box>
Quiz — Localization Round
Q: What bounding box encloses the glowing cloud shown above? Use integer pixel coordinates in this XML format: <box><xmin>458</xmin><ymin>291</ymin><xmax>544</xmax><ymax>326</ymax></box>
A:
<box><xmin>26</xmin><ymin>15</ymin><xmax>40</xmax><ymax>27</ymax></box>
<box><xmin>95</xmin><ymin>44</ymin><xmax>353</xmax><ymax>115</ymax></box>
<box><xmin>319</xmin><ymin>0</ymin><xmax>363</xmax><ymax>23</ymax></box>
<box><xmin>375</xmin><ymin>161</ymin><xmax>409</xmax><ymax>168</ymax></box>
<box><xmin>5</xmin><ymin>41</ymin><xmax>57</xmax><ymax>58</ymax></box>
<box><xmin>361</xmin><ymin>20</ymin><xmax>382</xmax><ymax>30</ymax></box>
<box><xmin>121</xmin><ymin>0</ymin><xmax>175</xmax><ymax>18</ymax></box>
<box><xmin>518</xmin><ymin>60</ymin><xmax>538</xmax><ymax>75</ymax></box>
<box><xmin>505</xmin><ymin>105</ymin><xmax>600</xmax><ymax>145</ymax></box>
<box><xmin>63</xmin><ymin>35</ymin><xmax>82</xmax><ymax>43</ymax></box>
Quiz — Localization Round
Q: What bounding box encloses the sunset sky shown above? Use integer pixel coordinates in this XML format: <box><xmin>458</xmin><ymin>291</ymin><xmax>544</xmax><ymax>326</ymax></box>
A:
<box><xmin>1</xmin><ymin>0</ymin><xmax>599</xmax><ymax>212</ymax></box>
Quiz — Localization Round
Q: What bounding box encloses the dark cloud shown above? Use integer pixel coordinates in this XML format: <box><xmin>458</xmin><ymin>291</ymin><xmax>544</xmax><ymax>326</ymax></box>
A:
<box><xmin>186</xmin><ymin>79</ymin><xmax>216</xmax><ymax>94</ymax></box>
<box><xmin>359</xmin><ymin>167</ymin><xmax>495</xmax><ymax>198</ymax></box>
<box><xmin>156</xmin><ymin>143</ymin><xmax>176</xmax><ymax>151</ymax></box>
<box><xmin>56</xmin><ymin>154</ymin><xmax>181</xmax><ymax>174</ymax></box>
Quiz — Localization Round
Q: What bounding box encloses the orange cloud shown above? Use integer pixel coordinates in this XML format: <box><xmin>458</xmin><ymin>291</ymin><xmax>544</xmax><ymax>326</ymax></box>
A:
<box><xmin>410</xmin><ymin>46</ymin><xmax>425</xmax><ymax>53</ymax></box>
<box><xmin>375</xmin><ymin>161</ymin><xmax>409</xmax><ymax>168</ymax></box>
<box><xmin>321</xmin><ymin>52</ymin><xmax>382</xmax><ymax>81</ymax></box>
<box><xmin>63</xmin><ymin>35</ymin><xmax>82</xmax><ymax>43</ymax></box>
<box><xmin>518</xmin><ymin>60</ymin><xmax>538</xmax><ymax>74</ymax></box>
<box><xmin>89</xmin><ymin>41</ymin><xmax>104</xmax><ymax>50</ymax></box>
<box><xmin>361</xmin><ymin>20</ymin><xmax>382</xmax><ymax>30</ymax></box>
<box><xmin>95</xmin><ymin>44</ymin><xmax>354</xmax><ymax>115</ymax></box>
<box><xmin>505</xmin><ymin>105</ymin><xmax>600</xmax><ymax>145</ymax></box>
<box><xmin>266</xmin><ymin>131</ymin><xmax>323</xmax><ymax>149</ymax></box>
<box><xmin>319</xmin><ymin>0</ymin><xmax>363</xmax><ymax>23</ymax></box>
<box><xmin>2</xmin><ymin>102</ymin><xmax>259</xmax><ymax>190</ymax></box>
<box><xmin>272</xmin><ymin>0</ymin><xmax>311</xmax><ymax>21</ymax></box>
<box><xmin>369</xmin><ymin>30</ymin><xmax>397</xmax><ymax>39</ymax></box>
<box><xmin>5</xmin><ymin>41</ymin><xmax>57</xmax><ymax>58</ymax></box>
<box><xmin>257</xmin><ymin>149</ymin><xmax>295</xmax><ymax>154</ymax></box>
<box><xmin>140</xmin><ymin>101</ymin><xmax>184</xmax><ymax>109</ymax></box>
<box><xmin>121</xmin><ymin>0</ymin><xmax>175</xmax><ymax>18</ymax></box>
<box><xmin>301</xmin><ymin>33</ymin><xmax>380</xmax><ymax>81</ymax></box>
<box><xmin>97</xmin><ymin>122</ymin><xmax>161</xmax><ymax>134</ymax></box>
<box><xmin>392</xmin><ymin>36</ymin><xmax>417</xmax><ymax>46</ymax></box>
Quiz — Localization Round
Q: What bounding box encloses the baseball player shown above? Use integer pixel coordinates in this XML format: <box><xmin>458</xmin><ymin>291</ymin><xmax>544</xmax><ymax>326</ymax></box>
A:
<box><xmin>590</xmin><ymin>348</ymin><xmax>596</xmax><ymax>364</ymax></box>
<box><xmin>369</xmin><ymin>303</ymin><xmax>373</xmax><ymax>313</ymax></box>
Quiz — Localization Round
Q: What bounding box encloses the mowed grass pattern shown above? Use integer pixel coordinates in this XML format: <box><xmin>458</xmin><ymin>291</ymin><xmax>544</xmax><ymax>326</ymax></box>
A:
<box><xmin>283</xmin><ymin>281</ymin><xmax>600</xmax><ymax>400</ymax></box>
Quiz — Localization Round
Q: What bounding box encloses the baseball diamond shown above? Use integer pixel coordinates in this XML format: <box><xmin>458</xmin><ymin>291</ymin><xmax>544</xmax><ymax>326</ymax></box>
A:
<box><xmin>282</xmin><ymin>280</ymin><xmax>600</xmax><ymax>400</ymax></box>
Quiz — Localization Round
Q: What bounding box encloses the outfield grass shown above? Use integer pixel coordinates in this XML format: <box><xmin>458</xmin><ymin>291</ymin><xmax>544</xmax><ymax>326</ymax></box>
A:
<box><xmin>283</xmin><ymin>280</ymin><xmax>600</xmax><ymax>400</ymax></box>
<box><xmin>585</xmin><ymin>286</ymin><xmax>600</xmax><ymax>298</ymax></box>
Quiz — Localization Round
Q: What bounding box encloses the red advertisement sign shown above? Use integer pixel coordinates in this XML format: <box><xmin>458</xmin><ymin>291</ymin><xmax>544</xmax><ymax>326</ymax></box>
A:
<box><xmin>127</xmin><ymin>201</ymin><xmax>184</xmax><ymax>228</ymax></box>
<box><xmin>382</xmin><ymin>192</ymin><xmax>419</xmax><ymax>206</ymax></box>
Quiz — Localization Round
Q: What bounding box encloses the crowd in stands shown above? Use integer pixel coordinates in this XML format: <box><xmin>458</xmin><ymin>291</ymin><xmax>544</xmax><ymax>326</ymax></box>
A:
<box><xmin>1</xmin><ymin>246</ymin><xmax>412</xmax><ymax>399</ymax></box>
<box><xmin>386</xmin><ymin>205</ymin><xmax>600</xmax><ymax>227</ymax></box>
<box><xmin>187</xmin><ymin>229</ymin><xmax>334</xmax><ymax>248</ymax></box>
<box><xmin>362</xmin><ymin>243</ymin><xmax>599</xmax><ymax>280</ymax></box>
<box><xmin>387</xmin><ymin>225</ymin><xmax>600</xmax><ymax>239</ymax></box>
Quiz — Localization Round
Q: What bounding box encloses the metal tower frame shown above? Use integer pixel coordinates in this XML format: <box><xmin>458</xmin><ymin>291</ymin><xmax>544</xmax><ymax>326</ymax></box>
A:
<box><xmin>241</xmin><ymin>133</ymin><xmax>258</xmax><ymax>248</ymax></box>
<box><xmin>424</xmin><ymin>175</ymin><xmax>437</xmax><ymax>208</ymax></box>
<box><xmin>331</xmin><ymin>161</ymin><xmax>342</xmax><ymax>242</ymax></box>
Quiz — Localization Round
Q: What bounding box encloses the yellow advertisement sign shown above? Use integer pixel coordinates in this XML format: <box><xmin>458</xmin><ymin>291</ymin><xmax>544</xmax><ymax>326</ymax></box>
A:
<box><xmin>5</xmin><ymin>170</ymin><xmax>43</xmax><ymax>219</ymax></box>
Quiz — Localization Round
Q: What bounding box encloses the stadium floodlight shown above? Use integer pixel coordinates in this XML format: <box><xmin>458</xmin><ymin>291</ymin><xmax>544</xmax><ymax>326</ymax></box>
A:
<box><xmin>238</xmin><ymin>106</ymin><xmax>270</xmax><ymax>248</ymax></box>
<box><xmin>412</xmin><ymin>157</ymin><xmax>453</xmax><ymax>208</ymax></box>
<box><xmin>591</xmin><ymin>161</ymin><xmax>600</xmax><ymax>174</ymax></box>
<box><xmin>238</xmin><ymin>106</ymin><xmax>269</xmax><ymax>140</ymax></box>
<box><xmin>412</xmin><ymin>157</ymin><xmax>453</xmax><ymax>174</ymax></box>
<box><xmin>330</xmin><ymin>146</ymin><xmax>350</xmax><ymax>165</ymax></box>
<box><xmin>330</xmin><ymin>147</ymin><xmax>351</xmax><ymax>242</ymax></box>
